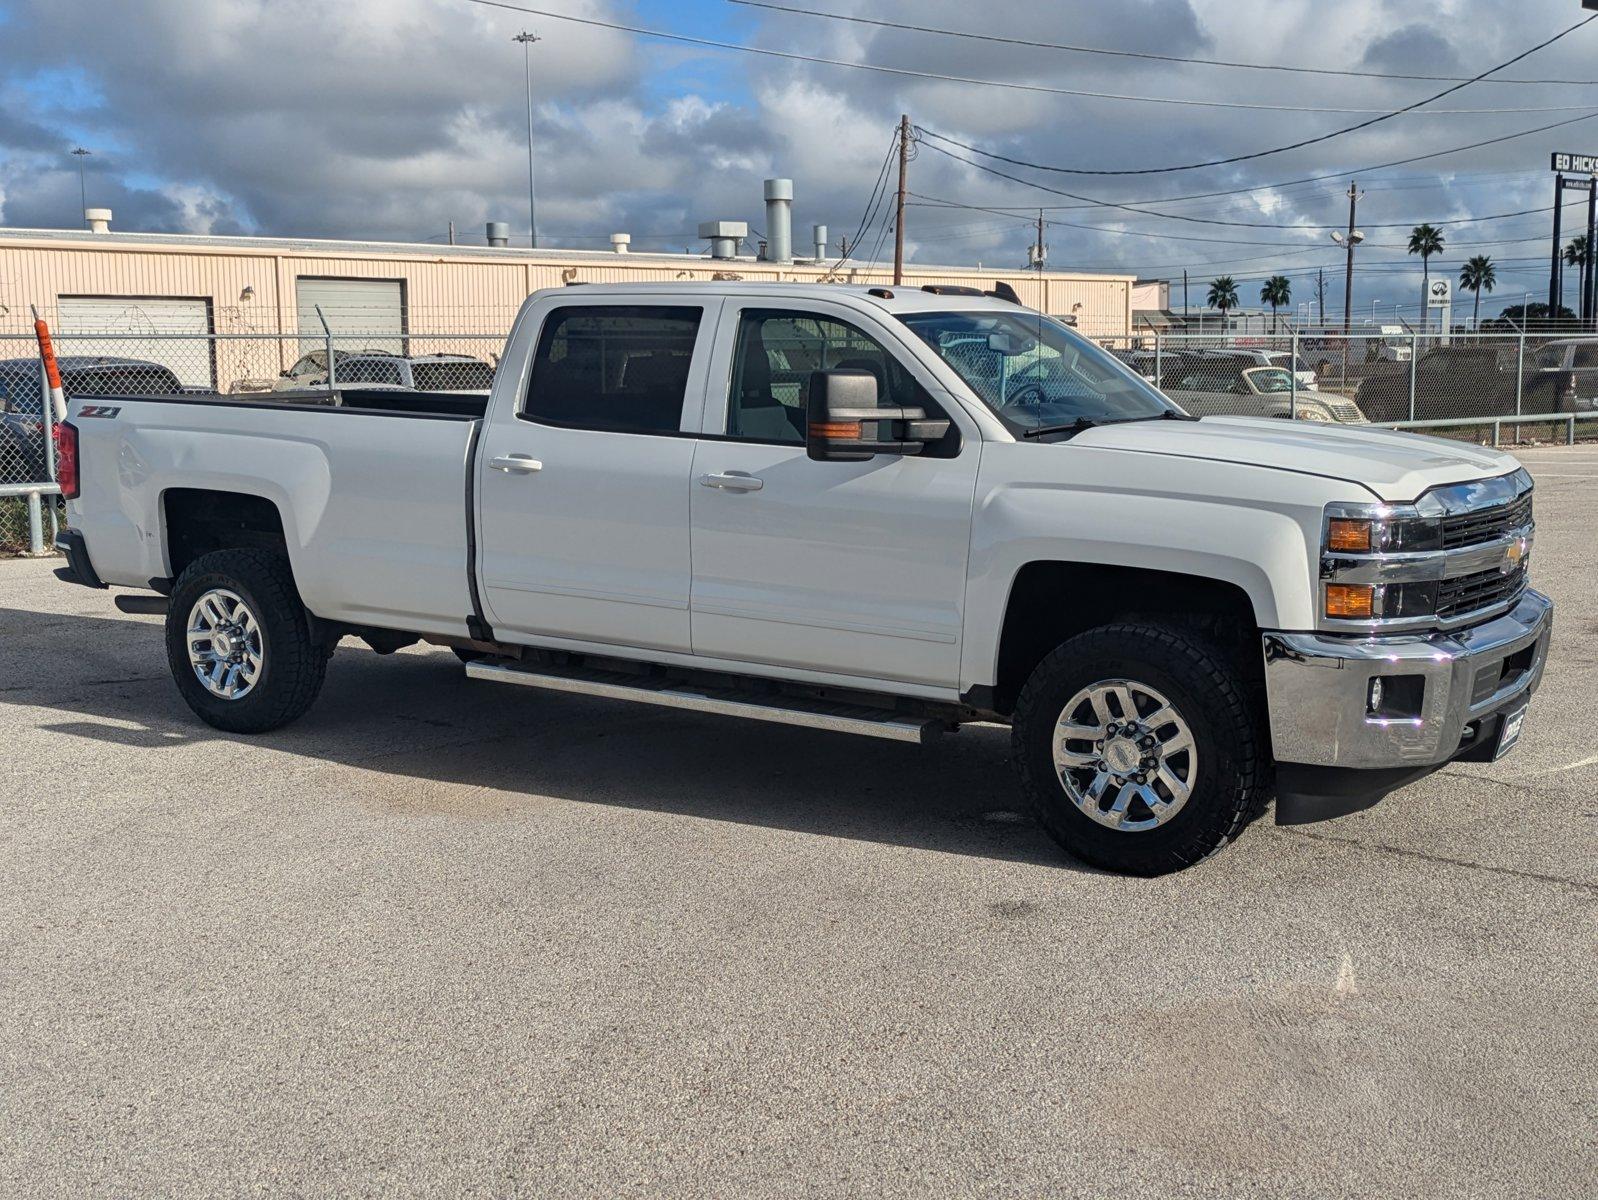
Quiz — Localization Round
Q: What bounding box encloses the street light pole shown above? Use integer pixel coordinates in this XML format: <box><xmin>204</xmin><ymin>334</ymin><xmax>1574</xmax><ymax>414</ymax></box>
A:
<box><xmin>513</xmin><ymin>32</ymin><xmax>541</xmax><ymax>249</ymax></box>
<box><xmin>71</xmin><ymin>147</ymin><xmax>91</xmax><ymax>226</ymax></box>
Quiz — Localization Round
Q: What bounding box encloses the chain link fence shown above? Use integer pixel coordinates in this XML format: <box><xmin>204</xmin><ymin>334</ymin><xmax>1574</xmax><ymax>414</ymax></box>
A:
<box><xmin>1105</xmin><ymin>323</ymin><xmax>1598</xmax><ymax>444</ymax></box>
<box><xmin>0</xmin><ymin>325</ymin><xmax>509</xmax><ymax>553</ymax></box>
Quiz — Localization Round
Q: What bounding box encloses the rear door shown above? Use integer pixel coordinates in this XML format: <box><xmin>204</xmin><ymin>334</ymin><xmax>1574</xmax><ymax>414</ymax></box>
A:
<box><xmin>686</xmin><ymin>299</ymin><xmax>978</xmax><ymax>688</ymax></box>
<box><xmin>476</xmin><ymin>299</ymin><xmax>716</xmax><ymax>654</ymax></box>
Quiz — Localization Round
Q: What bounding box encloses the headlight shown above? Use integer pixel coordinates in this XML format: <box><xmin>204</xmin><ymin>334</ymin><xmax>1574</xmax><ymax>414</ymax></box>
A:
<box><xmin>1297</xmin><ymin>407</ymin><xmax>1332</xmax><ymax>423</ymax></box>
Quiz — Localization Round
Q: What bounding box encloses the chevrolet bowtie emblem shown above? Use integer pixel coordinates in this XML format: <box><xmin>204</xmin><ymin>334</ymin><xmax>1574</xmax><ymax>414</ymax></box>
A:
<box><xmin>1503</xmin><ymin>537</ymin><xmax>1526</xmax><ymax>573</ymax></box>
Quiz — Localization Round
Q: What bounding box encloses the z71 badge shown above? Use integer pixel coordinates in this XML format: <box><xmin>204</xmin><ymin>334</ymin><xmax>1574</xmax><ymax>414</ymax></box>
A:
<box><xmin>76</xmin><ymin>405</ymin><xmax>121</xmax><ymax>419</ymax></box>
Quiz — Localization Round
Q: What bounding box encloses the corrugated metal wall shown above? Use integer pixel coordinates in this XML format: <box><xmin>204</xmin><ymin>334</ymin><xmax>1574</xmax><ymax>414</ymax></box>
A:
<box><xmin>0</xmin><ymin>233</ymin><xmax>1134</xmax><ymax>346</ymax></box>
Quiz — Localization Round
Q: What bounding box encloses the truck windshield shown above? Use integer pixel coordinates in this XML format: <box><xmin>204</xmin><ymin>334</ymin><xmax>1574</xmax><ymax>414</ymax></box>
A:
<box><xmin>899</xmin><ymin>310</ymin><xmax>1180</xmax><ymax>435</ymax></box>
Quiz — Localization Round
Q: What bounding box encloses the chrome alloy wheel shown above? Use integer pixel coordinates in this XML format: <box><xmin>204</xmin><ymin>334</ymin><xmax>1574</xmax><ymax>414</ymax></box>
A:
<box><xmin>186</xmin><ymin>588</ymin><xmax>264</xmax><ymax>700</ymax></box>
<box><xmin>1052</xmin><ymin>679</ymin><xmax>1197</xmax><ymax>832</ymax></box>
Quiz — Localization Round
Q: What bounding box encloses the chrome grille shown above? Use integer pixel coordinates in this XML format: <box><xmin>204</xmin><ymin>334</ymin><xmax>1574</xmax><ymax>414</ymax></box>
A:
<box><xmin>1437</xmin><ymin>564</ymin><xmax>1528</xmax><ymax>621</ymax></box>
<box><xmin>1441</xmin><ymin>491</ymin><xmax>1533</xmax><ymax>549</ymax></box>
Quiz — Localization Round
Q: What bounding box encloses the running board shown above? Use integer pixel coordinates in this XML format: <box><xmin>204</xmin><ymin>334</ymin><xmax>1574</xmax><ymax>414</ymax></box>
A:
<box><xmin>464</xmin><ymin>659</ymin><xmax>941</xmax><ymax>744</ymax></box>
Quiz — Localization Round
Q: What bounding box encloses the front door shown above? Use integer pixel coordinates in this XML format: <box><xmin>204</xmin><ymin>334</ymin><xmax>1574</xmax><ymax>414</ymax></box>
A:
<box><xmin>688</xmin><ymin>302</ymin><xmax>978</xmax><ymax>688</ymax></box>
<box><xmin>477</xmin><ymin>301</ymin><xmax>715</xmax><ymax>653</ymax></box>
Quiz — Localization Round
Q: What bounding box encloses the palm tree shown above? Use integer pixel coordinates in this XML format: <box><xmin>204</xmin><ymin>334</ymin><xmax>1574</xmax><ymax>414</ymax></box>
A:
<box><xmin>1207</xmin><ymin>276</ymin><xmax>1240</xmax><ymax>329</ymax></box>
<box><xmin>1260</xmin><ymin>275</ymin><xmax>1291</xmax><ymax>333</ymax></box>
<box><xmin>1408</xmin><ymin>223</ymin><xmax>1445</xmax><ymax>330</ymax></box>
<box><xmin>1564</xmin><ymin>234</ymin><xmax>1589</xmax><ymax>316</ymax></box>
<box><xmin>1459</xmin><ymin>255</ymin><xmax>1497</xmax><ymax>330</ymax></box>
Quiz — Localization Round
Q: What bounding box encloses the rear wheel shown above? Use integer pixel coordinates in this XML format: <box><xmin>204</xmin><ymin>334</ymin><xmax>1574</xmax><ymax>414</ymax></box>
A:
<box><xmin>165</xmin><ymin>548</ymin><xmax>326</xmax><ymax>733</ymax></box>
<box><xmin>1012</xmin><ymin>623</ymin><xmax>1267</xmax><ymax>875</ymax></box>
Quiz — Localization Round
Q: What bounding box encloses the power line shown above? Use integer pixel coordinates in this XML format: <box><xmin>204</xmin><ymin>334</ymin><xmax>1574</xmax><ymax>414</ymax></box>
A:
<box><xmin>912</xmin><ymin>109</ymin><xmax>1598</xmax><ymax>218</ymax></box>
<box><xmin>911</xmin><ymin>15</ymin><xmax>1598</xmax><ymax>175</ymax></box>
<box><xmin>731</xmin><ymin>0</ymin><xmax>1598</xmax><ymax>87</ymax></box>
<box><xmin>909</xmin><ymin>190</ymin><xmax>1592</xmax><ymax>246</ymax></box>
<box><xmin>915</xmin><ymin>134</ymin><xmax>1593</xmax><ymax>230</ymax></box>
<box><xmin>457</xmin><ymin>1</ymin><xmax>1594</xmax><ymax>114</ymax></box>
<box><xmin>828</xmin><ymin>131</ymin><xmax>899</xmax><ymax>272</ymax></box>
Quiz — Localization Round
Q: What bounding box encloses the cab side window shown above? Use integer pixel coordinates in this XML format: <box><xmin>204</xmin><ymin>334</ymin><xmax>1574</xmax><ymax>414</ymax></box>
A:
<box><xmin>524</xmin><ymin>305</ymin><xmax>702</xmax><ymax>435</ymax></box>
<box><xmin>727</xmin><ymin>309</ymin><xmax>941</xmax><ymax>445</ymax></box>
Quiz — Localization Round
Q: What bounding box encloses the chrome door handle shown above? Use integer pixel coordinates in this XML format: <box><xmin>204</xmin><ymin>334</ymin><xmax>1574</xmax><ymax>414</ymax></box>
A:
<box><xmin>490</xmin><ymin>454</ymin><xmax>543</xmax><ymax>473</ymax></box>
<box><xmin>699</xmin><ymin>471</ymin><xmax>763</xmax><ymax>492</ymax></box>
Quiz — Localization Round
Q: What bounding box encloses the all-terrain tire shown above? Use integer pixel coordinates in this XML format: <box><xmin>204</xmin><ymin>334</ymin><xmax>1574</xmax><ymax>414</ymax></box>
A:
<box><xmin>1011</xmin><ymin>622</ymin><xmax>1268</xmax><ymax>876</ymax></box>
<box><xmin>165</xmin><ymin>548</ymin><xmax>327</xmax><ymax>733</ymax></box>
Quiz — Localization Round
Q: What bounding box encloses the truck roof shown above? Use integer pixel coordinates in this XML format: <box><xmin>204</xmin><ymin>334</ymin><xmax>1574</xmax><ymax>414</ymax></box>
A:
<box><xmin>530</xmin><ymin>280</ymin><xmax>1028</xmax><ymax>315</ymax></box>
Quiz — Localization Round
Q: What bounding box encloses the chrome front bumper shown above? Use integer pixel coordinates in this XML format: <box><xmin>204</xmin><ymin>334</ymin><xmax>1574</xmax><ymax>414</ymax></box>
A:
<box><xmin>1263</xmin><ymin>590</ymin><xmax>1553</xmax><ymax>769</ymax></box>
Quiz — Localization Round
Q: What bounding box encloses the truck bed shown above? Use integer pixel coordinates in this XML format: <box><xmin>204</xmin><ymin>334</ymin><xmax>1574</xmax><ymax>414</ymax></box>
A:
<box><xmin>67</xmin><ymin>390</ymin><xmax>483</xmax><ymax>639</ymax></box>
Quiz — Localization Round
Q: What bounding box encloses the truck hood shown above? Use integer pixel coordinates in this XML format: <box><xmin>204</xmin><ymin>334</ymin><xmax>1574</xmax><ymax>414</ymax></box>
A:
<box><xmin>1070</xmin><ymin>415</ymin><xmax>1519</xmax><ymax>502</ymax></box>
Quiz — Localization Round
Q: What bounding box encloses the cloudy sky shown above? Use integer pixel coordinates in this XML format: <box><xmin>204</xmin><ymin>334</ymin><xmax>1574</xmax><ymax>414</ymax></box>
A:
<box><xmin>4</xmin><ymin>0</ymin><xmax>1598</xmax><ymax>319</ymax></box>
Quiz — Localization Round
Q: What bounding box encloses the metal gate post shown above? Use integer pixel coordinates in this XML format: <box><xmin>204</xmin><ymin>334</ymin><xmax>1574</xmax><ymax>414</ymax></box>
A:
<box><xmin>1290</xmin><ymin>327</ymin><xmax>1300</xmax><ymax>419</ymax></box>
<box><xmin>1514</xmin><ymin>323</ymin><xmax>1525</xmax><ymax>419</ymax></box>
<box><xmin>1154</xmin><ymin>329</ymin><xmax>1162</xmax><ymax>385</ymax></box>
<box><xmin>38</xmin><ymin>356</ymin><xmax>59</xmax><ymax>543</ymax></box>
<box><xmin>25</xmin><ymin>489</ymin><xmax>45</xmax><ymax>556</ymax></box>
<box><xmin>1408</xmin><ymin>333</ymin><xmax>1419</xmax><ymax>421</ymax></box>
<box><xmin>315</xmin><ymin>304</ymin><xmax>337</xmax><ymax>391</ymax></box>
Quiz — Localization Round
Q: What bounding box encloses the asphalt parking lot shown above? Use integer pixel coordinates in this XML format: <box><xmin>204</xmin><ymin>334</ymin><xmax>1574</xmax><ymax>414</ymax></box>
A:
<box><xmin>1</xmin><ymin>445</ymin><xmax>1594</xmax><ymax>1197</ymax></box>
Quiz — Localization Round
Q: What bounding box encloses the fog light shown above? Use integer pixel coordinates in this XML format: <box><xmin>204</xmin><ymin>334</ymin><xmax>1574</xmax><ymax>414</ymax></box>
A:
<box><xmin>1325</xmin><ymin>584</ymin><xmax>1375</xmax><ymax>619</ymax></box>
<box><xmin>1367</xmin><ymin>674</ymin><xmax>1426</xmax><ymax>719</ymax></box>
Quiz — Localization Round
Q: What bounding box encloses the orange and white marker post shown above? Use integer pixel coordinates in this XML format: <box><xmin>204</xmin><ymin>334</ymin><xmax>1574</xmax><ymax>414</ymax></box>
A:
<box><xmin>30</xmin><ymin>305</ymin><xmax>68</xmax><ymax>422</ymax></box>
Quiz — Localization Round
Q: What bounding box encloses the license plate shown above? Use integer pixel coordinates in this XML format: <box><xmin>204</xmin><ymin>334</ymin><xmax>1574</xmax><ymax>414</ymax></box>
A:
<box><xmin>1493</xmin><ymin>703</ymin><xmax>1528</xmax><ymax>761</ymax></box>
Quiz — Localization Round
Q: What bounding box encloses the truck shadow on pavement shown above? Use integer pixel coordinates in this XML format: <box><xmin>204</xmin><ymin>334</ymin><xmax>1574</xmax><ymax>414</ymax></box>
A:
<box><xmin>3</xmin><ymin>606</ymin><xmax>1081</xmax><ymax>871</ymax></box>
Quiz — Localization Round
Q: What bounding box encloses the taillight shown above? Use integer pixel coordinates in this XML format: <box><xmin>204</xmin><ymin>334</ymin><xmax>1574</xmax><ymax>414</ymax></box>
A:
<box><xmin>55</xmin><ymin>421</ymin><xmax>79</xmax><ymax>499</ymax></box>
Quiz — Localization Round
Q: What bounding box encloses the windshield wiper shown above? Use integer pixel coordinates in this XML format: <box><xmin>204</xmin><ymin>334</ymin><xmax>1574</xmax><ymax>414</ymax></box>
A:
<box><xmin>1022</xmin><ymin>416</ymin><xmax>1098</xmax><ymax>439</ymax></box>
<box><xmin>1021</xmin><ymin>410</ymin><xmax>1193</xmax><ymax>439</ymax></box>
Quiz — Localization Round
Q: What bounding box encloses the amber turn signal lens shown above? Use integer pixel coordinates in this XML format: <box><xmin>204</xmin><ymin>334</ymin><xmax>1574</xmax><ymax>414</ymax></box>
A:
<box><xmin>1327</xmin><ymin>518</ymin><xmax>1372</xmax><ymax>553</ymax></box>
<box><xmin>1325</xmin><ymin>584</ymin><xmax>1375</xmax><ymax>619</ymax></box>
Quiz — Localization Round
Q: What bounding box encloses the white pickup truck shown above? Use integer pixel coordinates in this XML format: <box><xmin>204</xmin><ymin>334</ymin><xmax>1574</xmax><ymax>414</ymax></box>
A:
<box><xmin>53</xmin><ymin>282</ymin><xmax>1552</xmax><ymax>875</ymax></box>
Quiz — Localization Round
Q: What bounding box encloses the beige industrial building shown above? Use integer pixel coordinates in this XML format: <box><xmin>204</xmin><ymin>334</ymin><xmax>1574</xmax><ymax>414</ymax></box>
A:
<box><xmin>0</xmin><ymin>218</ymin><xmax>1135</xmax><ymax>392</ymax></box>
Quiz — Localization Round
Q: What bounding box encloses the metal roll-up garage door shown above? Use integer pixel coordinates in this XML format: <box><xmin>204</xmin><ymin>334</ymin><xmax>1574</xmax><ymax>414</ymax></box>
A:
<box><xmin>296</xmin><ymin>278</ymin><xmax>405</xmax><ymax>357</ymax></box>
<box><xmin>57</xmin><ymin>296</ymin><xmax>215</xmax><ymax>389</ymax></box>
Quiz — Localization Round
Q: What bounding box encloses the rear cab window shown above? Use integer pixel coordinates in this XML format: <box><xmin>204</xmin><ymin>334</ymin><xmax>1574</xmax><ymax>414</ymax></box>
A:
<box><xmin>523</xmin><ymin>305</ymin><xmax>704</xmax><ymax>435</ymax></box>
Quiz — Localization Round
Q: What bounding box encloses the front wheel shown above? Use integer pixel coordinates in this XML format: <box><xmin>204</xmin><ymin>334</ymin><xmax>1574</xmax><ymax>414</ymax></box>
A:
<box><xmin>1012</xmin><ymin>623</ymin><xmax>1268</xmax><ymax>875</ymax></box>
<box><xmin>165</xmin><ymin>548</ymin><xmax>327</xmax><ymax>733</ymax></box>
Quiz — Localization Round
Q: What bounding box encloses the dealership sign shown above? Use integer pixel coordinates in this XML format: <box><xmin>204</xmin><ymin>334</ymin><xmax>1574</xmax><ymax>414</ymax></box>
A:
<box><xmin>1551</xmin><ymin>152</ymin><xmax>1598</xmax><ymax>174</ymax></box>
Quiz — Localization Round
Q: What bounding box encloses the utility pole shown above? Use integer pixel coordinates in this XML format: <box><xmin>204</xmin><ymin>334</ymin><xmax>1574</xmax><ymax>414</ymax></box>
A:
<box><xmin>893</xmin><ymin>114</ymin><xmax>910</xmax><ymax>286</ymax></box>
<box><xmin>1033</xmin><ymin>209</ymin><xmax>1046</xmax><ymax>291</ymax></box>
<box><xmin>448</xmin><ymin>220</ymin><xmax>455</xmax><ymax>246</ymax></box>
<box><xmin>1549</xmin><ymin>172</ymin><xmax>1566</xmax><ymax>317</ymax></box>
<box><xmin>1341</xmin><ymin>182</ymin><xmax>1360</xmax><ymax>335</ymax></box>
<box><xmin>1182</xmin><ymin>269</ymin><xmax>1188</xmax><ymax>319</ymax></box>
<box><xmin>1586</xmin><ymin>181</ymin><xmax>1597</xmax><ymax>327</ymax></box>
<box><xmin>513</xmin><ymin>32</ymin><xmax>542</xmax><ymax>249</ymax></box>
<box><xmin>1316</xmin><ymin>267</ymin><xmax>1326</xmax><ymax>325</ymax></box>
<box><xmin>71</xmin><ymin>147</ymin><xmax>91</xmax><ymax>226</ymax></box>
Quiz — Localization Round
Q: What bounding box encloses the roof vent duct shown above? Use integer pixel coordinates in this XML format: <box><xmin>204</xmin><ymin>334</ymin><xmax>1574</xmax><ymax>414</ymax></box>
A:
<box><xmin>486</xmin><ymin>221</ymin><xmax>510</xmax><ymax>248</ymax></box>
<box><xmin>812</xmin><ymin>223</ymin><xmax>828</xmax><ymax>263</ymax></box>
<box><xmin>610</xmin><ymin>232</ymin><xmax>631</xmax><ymax>254</ymax></box>
<box><xmin>698</xmin><ymin>220</ymin><xmax>748</xmax><ymax>260</ymax></box>
<box><xmin>762</xmin><ymin>178</ymin><xmax>793</xmax><ymax>264</ymax></box>
<box><xmin>84</xmin><ymin>207</ymin><xmax>113</xmax><ymax>234</ymax></box>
